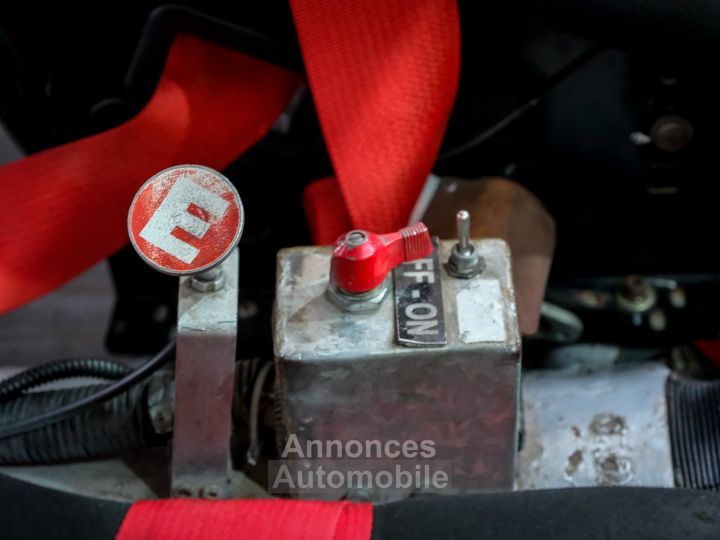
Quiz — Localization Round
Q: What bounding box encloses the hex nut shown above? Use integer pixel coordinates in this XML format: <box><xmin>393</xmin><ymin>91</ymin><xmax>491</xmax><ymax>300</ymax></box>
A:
<box><xmin>446</xmin><ymin>243</ymin><xmax>485</xmax><ymax>279</ymax></box>
<box><xmin>326</xmin><ymin>279</ymin><xmax>390</xmax><ymax>313</ymax></box>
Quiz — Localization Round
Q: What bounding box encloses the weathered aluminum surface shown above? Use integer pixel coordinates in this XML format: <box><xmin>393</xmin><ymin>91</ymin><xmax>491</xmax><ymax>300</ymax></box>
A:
<box><xmin>393</xmin><ymin>240</ymin><xmax>447</xmax><ymax>347</ymax></box>
<box><xmin>172</xmin><ymin>249</ymin><xmax>240</xmax><ymax>498</ymax></box>
<box><xmin>274</xmin><ymin>239</ymin><xmax>521</xmax><ymax>502</ymax></box>
<box><xmin>517</xmin><ymin>362</ymin><xmax>674</xmax><ymax>489</ymax></box>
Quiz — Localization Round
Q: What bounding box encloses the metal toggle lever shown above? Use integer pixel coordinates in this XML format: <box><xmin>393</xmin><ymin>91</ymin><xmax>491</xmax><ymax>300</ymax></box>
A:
<box><xmin>446</xmin><ymin>209</ymin><xmax>484</xmax><ymax>278</ymax></box>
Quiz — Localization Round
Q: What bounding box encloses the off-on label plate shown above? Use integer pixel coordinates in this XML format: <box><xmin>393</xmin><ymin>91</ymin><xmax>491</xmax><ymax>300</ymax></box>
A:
<box><xmin>393</xmin><ymin>239</ymin><xmax>447</xmax><ymax>347</ymax></box>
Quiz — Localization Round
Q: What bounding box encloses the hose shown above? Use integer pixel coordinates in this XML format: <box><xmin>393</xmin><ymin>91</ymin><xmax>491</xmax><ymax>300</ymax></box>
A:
<box><xmin>0</xmin><ymin>383</ymin><xmax>161</xmax><ymax>464</ymax></box>
<box><xmin>0</xmin><ymin>341</ymin><xmax>175</xmax><ymax>441</ymax></box>
<box><xmin>0</xmin><ymin>358</ymin><xmax>131</xmax><ymax>402</ymax></box>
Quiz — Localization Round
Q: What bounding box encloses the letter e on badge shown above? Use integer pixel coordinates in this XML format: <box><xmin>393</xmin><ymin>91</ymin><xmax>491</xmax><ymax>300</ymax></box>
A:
<box><xmin>128</xmin><ymin>165</ymin><xmax>244</xmax><ymax>275</ymax></box>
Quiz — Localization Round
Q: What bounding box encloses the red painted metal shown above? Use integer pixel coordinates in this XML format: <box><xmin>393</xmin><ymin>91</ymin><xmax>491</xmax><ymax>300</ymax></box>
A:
<box><xmin>329</xmin><ymin>223</ymin><xmax>433</xmax><ymax>293</ymax></box>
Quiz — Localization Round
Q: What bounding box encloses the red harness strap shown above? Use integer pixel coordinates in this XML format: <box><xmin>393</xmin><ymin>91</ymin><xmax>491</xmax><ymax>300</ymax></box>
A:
<box><xmin>0</xmin><ymin>35</ymin><xmax>301</xmax><ymax>313</ymax></box>
<box><xmin>696</xmin><ymin>339</ymin><xmax>720</xmax><ymax>367</ymax></box>
<box><xmin>117</xmin><ymin>499</ymin><xmax>372</xmax><ymax>540</ymax></box>
<box><xmin>292</xmin><ymin>0</ymin><xmax>460</xmax><ymax>244</ymax></box>
<box><xmin>3</xmin><ymin>2</ymin><xmax>459</xmax><ymax>538</ymax></box>
<box><xmin>0</xmin><ymin>0</ymin><xmax>459</xmax><ymax>310</ymax></box>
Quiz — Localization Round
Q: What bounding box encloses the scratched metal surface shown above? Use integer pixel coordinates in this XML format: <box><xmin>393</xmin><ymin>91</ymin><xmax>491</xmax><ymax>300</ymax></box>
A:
<box><xmin>171</xmin><ymin>249</ymin><xmax>243</xmax><ymax>498</ymax></box>
<box><xmin>275</xmin><ymin>240</ymin><xmax>520</xmax><ymax>361</ymax></box>
<box><xmin>274</xmin><ymin>239</ymin><xmax>521</xmax><ymax>502</ymax></box>
<box><xmin>518</xmin><ymin>362</ymin><xmax>674</xmax><ymax>489</ymax></box>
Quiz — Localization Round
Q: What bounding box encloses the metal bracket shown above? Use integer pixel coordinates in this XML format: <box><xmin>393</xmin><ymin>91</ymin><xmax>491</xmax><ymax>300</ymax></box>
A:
<box><xmin>171</xmin><ymin>249</ymin><xmax>239</xmax><ymax>499</ymax></box>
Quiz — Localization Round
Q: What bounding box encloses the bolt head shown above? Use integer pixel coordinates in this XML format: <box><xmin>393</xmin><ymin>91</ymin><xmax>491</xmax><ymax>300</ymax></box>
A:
<box><xmin>172</xmin><ymin>485</ymin><xmax>194</xmax><ymax>498</ymax></box>
<box><xmin>651</xmin><ymin>115</ymin><xmax>693</xmax><ymax>153</ymax></box>
<box><xmin>200</xmin><ymin>485</ymin><xmax>223</xmax><ymax>499</ymax></box>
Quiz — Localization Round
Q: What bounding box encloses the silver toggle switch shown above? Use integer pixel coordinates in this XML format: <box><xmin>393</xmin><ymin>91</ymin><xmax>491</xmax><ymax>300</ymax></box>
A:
<box><xmin>446</xmin><ymin>209</ymin><xmax>484</xmax><ymax>278</ymax></box>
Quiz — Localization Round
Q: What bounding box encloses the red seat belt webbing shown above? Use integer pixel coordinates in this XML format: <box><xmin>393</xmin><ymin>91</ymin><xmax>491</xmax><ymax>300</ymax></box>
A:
<box><xmin>303</xmin><ymin>177</ymin><xmax>353</xmax><ymax>243</ymax></box>
<box><xmin>292</xmin><ymin>0</ymin><xmax>460</xmax><ymax>243</ymax></box>
<box><xmin>2</xmin><ymin>1</ymin><xmax>459</xmax><ymax>536</ymax></box>
<box><xmin>0</xmin><ymin>0</ymin><xmax>459</xmax><ymax>309</ymax></box>
<box><xmin>116</xmin><ymin>499</ymin><xmax>372</xmax><ymax>540</ymax></box>
<box><xmin>0</xmin><ymin>35</ymin><xmax>301</xmax><ymax>313</ymax></box>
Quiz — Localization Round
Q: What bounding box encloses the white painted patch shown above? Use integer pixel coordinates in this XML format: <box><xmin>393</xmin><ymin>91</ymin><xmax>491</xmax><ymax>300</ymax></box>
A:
<box><xmin>456</xmin><ymin>279</ymin><xmax>507</xmax><ymax>343</ymax></box>
<box><xmin>139</xmin><ymin>176</ymin><xmax>229</xmax><ymax>263</ymax></box>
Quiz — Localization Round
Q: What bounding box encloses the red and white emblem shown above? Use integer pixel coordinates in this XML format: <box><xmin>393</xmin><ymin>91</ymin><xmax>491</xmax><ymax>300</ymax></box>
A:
<box><xmin>128</xmin><ymin>165</ymin><xmax>243</xmax><ymax>275</ymax></box>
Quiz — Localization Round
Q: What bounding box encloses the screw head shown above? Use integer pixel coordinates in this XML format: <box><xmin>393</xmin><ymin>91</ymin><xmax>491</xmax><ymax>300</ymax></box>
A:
<box><xmin>346</xmin><ymin>230</ymin><xmax>368</xmax><ymax>247</ymax></box>
<box><xmin>651</xmin><ymin>115</ymin><xmax>693</xmax><ymax>153</ymax></box>
<box><xmin>200</xmin><ymin>484</ymin><xmax>223</xmax><ymax>499</ymax></box>
<box><xmin>172</xmin><ymin>485</ymin><xmax>194</xmax><ymax>498</ymax></box>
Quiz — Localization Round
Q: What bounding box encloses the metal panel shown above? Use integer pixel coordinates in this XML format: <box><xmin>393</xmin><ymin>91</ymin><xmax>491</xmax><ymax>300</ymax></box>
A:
<box><xmin>171</xmin><ymin>249</ymin><xmax>239</xmax><ymax>498</ymax></box>
<box><xmin>518</xmin><ymin>362</ymin><xmax>674</xmax><ymax>489</ymax></box>
<box><xmin>274</xmin><ymin>239</ymin><xmax>521</xmax><ymax>502</ymax></box>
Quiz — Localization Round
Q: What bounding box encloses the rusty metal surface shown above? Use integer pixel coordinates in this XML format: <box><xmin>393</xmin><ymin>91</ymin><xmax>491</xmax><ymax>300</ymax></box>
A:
<box><xmin>518</xmin><ymin>362</ymin><xmax>674</xmax><ymax>489</ymax></box>
<box><xmin>422</xmin><ymin>177</ymin><xmax>555</xmax><ymax>336</ymax></box>
<box><xmin>274</xmin><ymin>239</ymin><xmax>521</xmax><ymax>502</ymax></box>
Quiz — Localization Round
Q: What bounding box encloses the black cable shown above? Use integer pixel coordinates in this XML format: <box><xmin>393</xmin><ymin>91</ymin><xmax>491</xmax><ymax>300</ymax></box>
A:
<box><xmin>0</xmin><ymin>341</ymin><xmax>175</xmax><ymax>440</ymax></box>
<box><xmin>0</xmin><ymin>358</ymin><xmax>131</xmax><ymax>402</ymax></box>
<box><xmin>439</xmin><ymin>43</ymin><xmax>604</xmax><ymax>159</ymax></box>
<box><xmin>0</xmin><ymin>383</ymin><xmax>159</xmax><ymax>464</ymax></box>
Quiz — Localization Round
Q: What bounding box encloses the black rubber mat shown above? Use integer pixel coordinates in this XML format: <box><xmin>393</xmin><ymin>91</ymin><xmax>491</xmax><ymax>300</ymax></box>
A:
<box><xmin>372</xmin><ymin>487</ymin><xmax>720</xmax><ymax>540</ymax></box>
<box><xmin>2</xmin><ymin>471</ymin><xmax>720</xmax><ymax>540</ymax></box>
<box><xmin>667</xmin><ymin>373</ymin><xmax>720</xmax><ymax>491</ymax></box>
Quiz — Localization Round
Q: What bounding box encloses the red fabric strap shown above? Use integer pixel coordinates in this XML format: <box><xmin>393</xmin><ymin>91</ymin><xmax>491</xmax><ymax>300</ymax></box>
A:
<box><xmin>303</xmin><ymin>177</ymin><xmax>353</xmax><ymax>243</ymax></box>
<box><xmin>696</xmin><ymin>339</ymin><xmax>720</xmax><ymax>367</ymax></box>
<box><xmin>116</xmin><ymin>499</ymin><xmax>372</xmax><ymax>540</ymax></box>
<box><xmin>2</xmin><ymin>3</ymin><xmax>459</xmax><ymax>536</ymax></box>
<box><xmin>0</xmin><ymin>0</ymin><xmax>460</xmax><ymax>310</ymax></box>
<box><xmin>291</xmin><ymin>0</ymin><xmax>461</xmax><ymax>244</ymax></box>
<box><xmin>0</xmin><ymin>35</ymin><xmax>300</xmax><ymax>313</ymax></box>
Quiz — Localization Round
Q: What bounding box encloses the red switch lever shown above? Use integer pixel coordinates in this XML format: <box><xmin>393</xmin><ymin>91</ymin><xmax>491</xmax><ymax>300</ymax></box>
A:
<box><xmin>330</xmin><ymin>223</ymin><xmax>433</xmax><ymax>294</ymax></box>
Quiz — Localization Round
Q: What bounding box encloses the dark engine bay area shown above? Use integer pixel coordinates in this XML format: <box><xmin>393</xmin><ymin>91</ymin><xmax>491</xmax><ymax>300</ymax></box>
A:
<box><xmin>1</xmin><ymin>2</ymin><xmax>720</xmax><ymax>539</ymax></box>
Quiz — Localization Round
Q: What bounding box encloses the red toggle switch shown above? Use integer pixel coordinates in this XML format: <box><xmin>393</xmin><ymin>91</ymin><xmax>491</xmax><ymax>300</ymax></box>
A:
<box><xmin>330</xmin><ymin>223</ymin><xmax>433</xmax><ymax>293</ymax></box>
